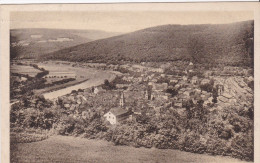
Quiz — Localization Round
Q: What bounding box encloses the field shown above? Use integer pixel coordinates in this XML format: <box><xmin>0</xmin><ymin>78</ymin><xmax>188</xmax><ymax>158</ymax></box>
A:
<box><xmin>10</xmin><ymin>136</ymin><xmax>249</xmax><ymax>163</ymax></box>
<box><xmin>34</xmin><ymin>61</ymin><xmax>116</xmax><ymax>99</ymax></box>
<box><xmin>10</xmin><ymin>64</ymin><xmax>41</xmax><ymax>77</ymax></box>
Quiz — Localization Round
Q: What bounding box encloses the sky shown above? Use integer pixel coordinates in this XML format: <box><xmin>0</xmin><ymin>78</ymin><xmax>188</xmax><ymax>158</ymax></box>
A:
<box><xmin>10</xmin><ymin>11</ymin><xmax>253</xmax><ymax>33</ymax></box>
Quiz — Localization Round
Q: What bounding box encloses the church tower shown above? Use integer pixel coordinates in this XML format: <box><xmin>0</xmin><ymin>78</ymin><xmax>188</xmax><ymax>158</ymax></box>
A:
<box><xmin>120</xmin><ymin>92</ymin><xmax>125</xmax><ymax>108</ymax></box>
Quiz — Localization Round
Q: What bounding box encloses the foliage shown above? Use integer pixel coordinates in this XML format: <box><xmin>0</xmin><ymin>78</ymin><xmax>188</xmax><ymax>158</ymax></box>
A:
<box><xmin>166</xmin><ymin>88</ymin><xmax>178</xmax><ymax>97</ymax></box>
<box><xmin>102</xmin><ymin>79</ymin><xmax>116</xmax><ymax>90</ymax></box>
<box><xmin>156</xmin><ymin>77</ymin><xmax>170</xmax><ymax>84</ymax></box>
<box><xmin>115</xmin><ymin>67</ymin><xmax>130</xmax><ymax>74</ymax></box>
<box><xmin>40</xmin><ymin>20</ymin><xmax>254</xmax><ymax>67</ymax></box>
<box><xmin>199</xmin><ymin>79</ymin><xmax>214</xmax><ymax>93</ymax></box>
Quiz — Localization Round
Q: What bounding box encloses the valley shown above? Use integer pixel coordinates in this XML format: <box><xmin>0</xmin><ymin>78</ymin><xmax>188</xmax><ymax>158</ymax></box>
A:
<box><xmin>10</xmin><ymin>20</ymin><xmax>254</xmax><ymax>162</ymax></box>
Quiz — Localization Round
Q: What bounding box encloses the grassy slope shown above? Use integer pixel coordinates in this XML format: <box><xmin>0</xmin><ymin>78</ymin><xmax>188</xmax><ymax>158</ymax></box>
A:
<box><xmin>11</xmin><ymin>136</ymin><xmax>249</xmax><ymax>163</ymax></box>
<box><xmin>10</xmin><ymin>28</ymin><xmax>121</xmax><ymax>59</ymax></box>
<box><xmin>42</xmin><ymin>20</ymin><xmax>253</xmax><ymax>65</ymax></box>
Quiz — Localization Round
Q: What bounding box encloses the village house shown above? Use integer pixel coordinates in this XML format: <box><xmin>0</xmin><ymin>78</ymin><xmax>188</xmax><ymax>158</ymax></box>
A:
<box><xmin>149</xmin><ymin>67</ymin><xmax>164</xmax><ymax>73</ymax></box>
<box><xmin>174</xmin><ymin>101</ymin><xmax>182</xmax><ymax>108</ymax></box>
<box><xmin>151</xmin><ymin>78</ymin><xmax>158</xmax><ymax>83</ymax></box>
<box><xmin>161</xmin><ymin>74</ymin><xmax>166</xmax><ymax>78</ymax></box>
<box><xmin>218</xmin><ymin>92</ymin><xmax>237</xmax><ymax>104</ymax></box>
<box><xmin>93</xmin><ymin>87</ymin><xmax>104</xmax><ymax>94</ymax></box>
<box><xmin>104</xmin><ymin>92</ymin><xmax>132</xmax><ymax>125</ymax></box>
<box><xmin>152</xmin><ymin>91</ymin><xmax>171</xmax><ymax>101</ymax></box>
<box><xmin>185</xmin><ymin>62</ymin><xmax>194</xmax><ymax>73</ymax></box>
<box><xmin>152</xmin><ymin>83</ymin><xmax>168</xmax><ymax>92</ymax></box>
<box><xmin>104</xmin><ymin>107</ymin><xmax>131</xmax><ymax>125</ymax></box>
<box><xmin>201</xmin><ymin>79</ymin><xmax>210</xmax><ymax>85</ymax></box>
<box><xmin>116</xmin><ymin>84</ymin><xmax>128</xmax><ymax>89</ymax></box>
<box><xmin>183</xmin><ymin>76</ymin><xmax>188</xmax><ymax>81</ymax></box>
<box><xmin>203</xmin><ymin>97</ymin><xmax>213</xmax><ymax>107</ymax></box>
<box><xmin>191</xmin><ymin>76</ymin><xmax>199</xmax><ymax>85</ymax></box>
<box><xmin>175</xmin><ymin>84</ymin><xmax>181</xmax><ymax>89</ymax></box>
<box><xmin>21</xmin><ymin>76</ymin><xmax>27</xmax><ymax>81</ymax></box>
<box><xmin>170</xmin><ymin>79</ymin><xmax>178</xmax><ymax>84</ymax></box>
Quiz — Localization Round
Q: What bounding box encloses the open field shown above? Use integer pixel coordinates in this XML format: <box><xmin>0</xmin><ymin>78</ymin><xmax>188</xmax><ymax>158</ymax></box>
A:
<box><xmin>11</xmin><ymin>136</ymin><xmax>249</xmax><ymax>163</ymax></box>
<box><xmin>34</xmin><ymin>61</ymin><xmax>117</xmax><ymax>99</ymax></box>
<box><xmin>42</xmin><ymin>71</ymin><xmax>115</xmax><ymax>99</ymax></box>
<box><xmin>10</xmin><ymin>64</ymin><xmax>41</xmax><ymax>77</ymax></box>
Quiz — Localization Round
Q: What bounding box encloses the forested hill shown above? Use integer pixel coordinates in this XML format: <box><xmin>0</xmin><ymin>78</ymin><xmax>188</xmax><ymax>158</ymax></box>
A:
<box><xmin>41</xmin><ymin>20</ymin><xmax>254</xmax><ymax>66</ymax></box>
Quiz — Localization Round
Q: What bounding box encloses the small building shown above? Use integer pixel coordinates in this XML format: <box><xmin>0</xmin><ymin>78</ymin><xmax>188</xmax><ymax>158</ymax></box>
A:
<box><xmin>183</xmin><ymin>76</ymin><xmax>188</xmax><ymax>81</ymax></box>
<box><xmin>170</xmin><ymin>79</ymin><xmax>178</xmax><ymax>84</ymax></box>
<box><xmin>191</xmin><ymin>76</ymin><xmax>199</xmax><ymax>85</ymax></box>
<box><xmin>153</xmin><ymin>83</ymin><xmax>168</xmax><ymax>91</ymax></box>
<box><xmin>161</xmin><ymin>74</ymin><xmax>166</xmax><ymax>78</ymax></box>
<box><xmin>21</xmin><ymin>77</ymin><xmax>27</xmax><ymax>81</ymax></box>
<box><xmin>174</xmin><ymin>101</ymin><xmax>182</xmax><ymax>108</ymax></box>
<box><xmin>201</xmin><ymin>79</ymin><xmax>210</xmax><ymax>85</ymax></box>
<box><xmin>218</xmin><ymin>92</ymin><xmax>236</xmax><ymax>104</ymax></box>
<box><xmin>116</xmin><ymin>84</ymin><xmax>128</xmax><ymax>89</ymax></box>
<box><xmin>94</xmin><ymin>87</ymin><xmax>104</xmax><ymax>94</ymax></box>
<box><xmin>218</xmin><ymin>96</ymin><xmax>229</xmax><ymax>103</ymax></box>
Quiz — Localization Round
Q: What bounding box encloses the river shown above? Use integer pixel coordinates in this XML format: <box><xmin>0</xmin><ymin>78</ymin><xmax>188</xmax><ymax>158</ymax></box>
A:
<box><xmin>43</xmin><ymin>71</ymin><xmax>116</xmax><ymax>100</ymax></box>
<box><xmin>34</xmin><ymin>61</ymin><xmax>118</xmax><ymax>100</ymax></box>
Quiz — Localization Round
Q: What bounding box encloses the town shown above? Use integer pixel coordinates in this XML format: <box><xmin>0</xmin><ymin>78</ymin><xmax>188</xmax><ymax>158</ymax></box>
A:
<box><xmin>11</xmin><ymin>60</ymin><xmax>254</xmax><ymax>126</ymax></box>
<box><xmin>31</xmin><ymin>60</ymin><xmax>250</xmax><ymax>124</ymax></box>
<box><xmin>9</xmin><ymin>16</ymin><xmax>254</xmax><ymax>162</ymax></box>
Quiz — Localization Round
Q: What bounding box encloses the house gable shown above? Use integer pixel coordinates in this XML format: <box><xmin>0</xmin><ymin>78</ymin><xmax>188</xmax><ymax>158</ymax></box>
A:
<box><xmin>104</xmin><ymin>111</ymin><xmax>117</xmax><ymax>125</ymax></box>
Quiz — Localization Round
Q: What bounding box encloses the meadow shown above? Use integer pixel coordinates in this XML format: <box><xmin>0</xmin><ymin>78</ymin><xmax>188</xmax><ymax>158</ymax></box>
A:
<box><xmin>11</xmin><ymin>136</ymin><xmax>249</xmax><ymax>163</ymax></box>
<box><xmin>34</xmin><ymin>61</ymin><xmax>116</xmax><ymax>99</ymax></box>
<box><xmin>10</xmin><ymin>64</ymin><xmax>41</xmax><ymax>77</ymax></box>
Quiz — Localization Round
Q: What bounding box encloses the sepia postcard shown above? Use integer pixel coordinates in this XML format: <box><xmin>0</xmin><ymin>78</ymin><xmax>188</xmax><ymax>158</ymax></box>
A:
<box><xmin>1</xmin><ymin>2</ymin><xmax>260</xmax><ymax>163</ymax></box>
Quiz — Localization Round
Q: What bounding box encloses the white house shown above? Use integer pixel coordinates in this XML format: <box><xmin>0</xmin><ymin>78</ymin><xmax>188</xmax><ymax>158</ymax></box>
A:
<box><xmin>94</xmin><ymin>87</ymin><xmax>104</xmax><ymax>94</ymax></box>
<box><xmin>191</xmin><ymin>76</ymin><xmax>199</xmax><ymax>85</ymax></box>
<box><xmin>183</xmin><ymin>76</ymin><xmax>188</xmax><ymax>81</ymax></box>
<box><xmin>104</xmin><ymin>107</ymin><xmax>130</xmax><ymax>125</ymax></box>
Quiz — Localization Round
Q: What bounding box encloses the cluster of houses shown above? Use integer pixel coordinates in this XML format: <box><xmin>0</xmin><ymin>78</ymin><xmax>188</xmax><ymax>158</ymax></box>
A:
<box><xmin>47</xmin><ymin>61</ymin><xmax>253</xmax><ymax>125</ymax></box>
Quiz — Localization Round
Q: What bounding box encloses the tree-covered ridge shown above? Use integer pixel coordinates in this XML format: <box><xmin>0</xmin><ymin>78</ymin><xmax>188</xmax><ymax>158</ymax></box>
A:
<box><xmin>41</xmin><ymin>20</ymin><xmax>253</xmax><ymax>67</ymax></box>
<box><xmin>10</xmin><ymin>28</ymin><xmax>121</xmax><ymax>59</ymax></box>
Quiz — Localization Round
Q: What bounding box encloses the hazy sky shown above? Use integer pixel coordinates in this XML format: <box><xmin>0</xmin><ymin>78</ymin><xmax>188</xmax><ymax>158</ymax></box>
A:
<box><xmin>10</xmin><ymin>11</ymin><xmax>253</xmax><ymax>33</ymax></box>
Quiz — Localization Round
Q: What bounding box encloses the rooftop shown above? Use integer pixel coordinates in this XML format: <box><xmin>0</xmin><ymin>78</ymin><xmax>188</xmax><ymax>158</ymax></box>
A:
<box><xmin>110</xmin><ymin>107</ymin><xmax>129</xmax><ymax>117</ymax></box>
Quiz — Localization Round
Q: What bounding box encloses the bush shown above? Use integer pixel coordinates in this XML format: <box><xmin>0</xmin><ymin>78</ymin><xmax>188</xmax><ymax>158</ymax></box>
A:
<box><xmin>199</xmin><ymin>81</ymin><xmax>214</xmax><ymax>93</ymax></box>
<box><xmin>102</xmin><ymin>79</ymin><xmax>116</xmax><ymax>90</ymax></box>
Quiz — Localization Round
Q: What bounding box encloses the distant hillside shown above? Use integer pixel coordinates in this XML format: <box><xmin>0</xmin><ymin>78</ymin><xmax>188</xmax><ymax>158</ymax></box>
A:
<box><xmin>10</xmin><ymin>28</ymin><xmax>121</xmax><ymax>59</ymax></box>
<box><xmin>41</xmin><ymin>20</ymin><xmax>254</xmax><ymax>67</ymax></box>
